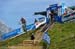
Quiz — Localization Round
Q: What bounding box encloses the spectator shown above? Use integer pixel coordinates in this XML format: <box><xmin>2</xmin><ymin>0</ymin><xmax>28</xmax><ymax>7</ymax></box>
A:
<box><xmin>20</xmin><ymin>17</ymin><xmax>27</xmax><ymax>32</ymax></box>
<box><xmin>49</xmin><ymin>10</ymin><xmax>55</xmax><ymax>23</ymax></box>
<box><xmin>31</xmin><ymin>33</ymin><xmax>35</xmax><ymax>40</ymax></box>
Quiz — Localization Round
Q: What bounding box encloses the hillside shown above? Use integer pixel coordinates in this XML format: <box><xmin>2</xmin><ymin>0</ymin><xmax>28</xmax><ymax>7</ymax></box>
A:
<box><xmin>0</xmin><ymin>22</ymin><xmax>75</xmax><ymax>49</ymax></box>
<box><xmin>48</xmin><ymin>22</ymin><xmax>75</xmax><ymax>49</ymax></box>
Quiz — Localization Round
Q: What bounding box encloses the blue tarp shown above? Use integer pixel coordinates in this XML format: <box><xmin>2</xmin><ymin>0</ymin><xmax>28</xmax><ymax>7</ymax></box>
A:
<box><xmin>26</xmin><ymin>24</ymin><xmax>34</xmax><ymax>30</ymax></box>
<box><xmin>2</xmin><ymin>28</ymin><xmax>21</xmax><ymax>40</ymax></box>
<box><xmin>31</xmin><ymin>25</ymin><xmax>36</xmax><ymax>30</ymax></box>
<box><xmin>1</xmin><ymin>23</ymin><xmax>36</xmax><ymax>40</ymax></box>
<box><xmin>42</xmin><ymin>32</ymin><xmax>50</xmax><ymax>44</ymax></box>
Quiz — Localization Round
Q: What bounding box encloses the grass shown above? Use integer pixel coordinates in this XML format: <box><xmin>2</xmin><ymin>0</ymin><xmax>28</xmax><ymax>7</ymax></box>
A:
<box><xmin>48</xmin><ymin>22</ymin><xmax>75</xmax><ymax>49</ymax></box>
<box><xmin>0</xmin><ymin>24</ymin><xmax>43</xmax><ymax>47</ymax></box>
<box><xmin>0</xmin><ymin>22</ymin><xmax>75</xmax><ymax>49</ymax></box>
<box><xmin>0</xmin><ymin>31</ymin><xmax>33</xmax><ymax>46</ymax></box>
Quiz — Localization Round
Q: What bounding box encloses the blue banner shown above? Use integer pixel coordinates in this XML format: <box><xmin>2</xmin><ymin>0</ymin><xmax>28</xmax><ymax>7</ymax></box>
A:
<box><xmin>54</xmin><ymin>16</ymin><xmax>62</xmax><ymax>23</ymax></box>
<box><xmin>47</xmin><ymin>4</ymin><xmax>58</xmax><ymax>11</ymax></box>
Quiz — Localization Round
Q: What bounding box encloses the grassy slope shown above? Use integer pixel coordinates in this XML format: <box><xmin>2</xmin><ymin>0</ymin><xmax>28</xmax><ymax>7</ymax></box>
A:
<box><xmin>0</xmin><ymin>25</ymin><xmax>42</xmax><ymax>47</ymax></box>
<box><xmin>0</xmin><ymin>22</ymin><xmax>75</xmax><ymax>49</ymax></box>
<box><xmin>0</xmin><ymin>31</ymin><xmax>34</xmax><ymax>47</ymax></box>
<box><xmin>48</xmin><ymin>22</ymin><xmax>75</xmax><ymax>49</ymax></box>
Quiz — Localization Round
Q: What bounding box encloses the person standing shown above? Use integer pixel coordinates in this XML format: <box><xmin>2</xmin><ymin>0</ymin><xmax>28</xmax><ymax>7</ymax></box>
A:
<box><xmin>20</xmin><ymin>17</ymin><xmax>27</xmax><ymax>32</ymax></box>
<box><xmin>49</xmin><ymin>10</ymin><xmax>54</xmax><ymax>23</ymax></box>
<box><xmin>49</xmin><ymin>10</ymin><xmax>57</xmax><ymax>23</ymax></box>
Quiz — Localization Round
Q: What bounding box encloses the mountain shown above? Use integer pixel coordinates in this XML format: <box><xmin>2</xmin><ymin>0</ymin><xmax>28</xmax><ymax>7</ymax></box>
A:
<box><xmin>0</xmin><ymin>20</ymin><xmax>12</xmax><ymax>36</ymax></box>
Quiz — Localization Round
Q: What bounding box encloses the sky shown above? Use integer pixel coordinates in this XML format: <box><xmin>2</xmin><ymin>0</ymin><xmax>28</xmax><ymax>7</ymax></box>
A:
<box><xmin>0</xmin><ymin>0</ymin><xmax>75</xmax><ymax>29</ymax></box>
